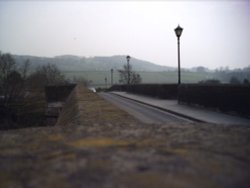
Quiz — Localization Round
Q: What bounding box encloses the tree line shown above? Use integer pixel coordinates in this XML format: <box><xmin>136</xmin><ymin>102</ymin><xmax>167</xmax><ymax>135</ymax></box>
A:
<box><xmin>0</xmin><ymin>52</ymin><xmax>68</xmax><ymax>130</ymax></box>
<box><xmin>0</xmin><ymin>52</ymin><xmax>66</xmax><ymax>107</ymax></box>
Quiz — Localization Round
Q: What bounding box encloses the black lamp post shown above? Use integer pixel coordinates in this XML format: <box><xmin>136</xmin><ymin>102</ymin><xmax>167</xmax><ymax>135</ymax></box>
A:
<box><xmin>110</xmin><ymin>68</ymin><xmax>113</xmax><ymax>86</ymax></box>
<box><xmin>174</xmin><ymin>25</ymin><xmax>183</xmax><ymax>85</ymax></box>
<box><xmin>105</xmin><ymin>77</ymin><xmax>107</xmax><ymax>88</ymax></box>
<box><xmin>126</xmin><ymin>55</ymin><xmax>131</xmax><ymax>85</ymax></box>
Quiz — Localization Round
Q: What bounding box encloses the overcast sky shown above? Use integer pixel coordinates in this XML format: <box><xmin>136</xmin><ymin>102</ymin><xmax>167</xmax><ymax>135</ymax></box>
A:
<box><xmin>0</xmin><ymin>0</ymin><xmax>249</xmax><ymax>69</ymax></box>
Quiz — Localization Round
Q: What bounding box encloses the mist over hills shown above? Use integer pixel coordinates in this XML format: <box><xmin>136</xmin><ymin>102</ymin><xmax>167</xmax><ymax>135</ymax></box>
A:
<box><xmin>13</xmin><ymin>55</ymin><xmax>175</xmax><ymax>72</ymax></box>
<box><xmin>12</xmin><ymin>54</ymin><xmax>250</xmax><ymax>84</ymax></box>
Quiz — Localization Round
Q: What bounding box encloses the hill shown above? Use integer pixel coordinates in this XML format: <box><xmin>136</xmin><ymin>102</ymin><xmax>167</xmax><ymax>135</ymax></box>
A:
<box><xmin>12</xmin><ymin>54</ymin><xmax>250</xmax><ymax>85</ymax></box>
<box><xmin>13</xmin><ymin>54</ymin><xmax>175</xmax><ymax>72</ymax></box>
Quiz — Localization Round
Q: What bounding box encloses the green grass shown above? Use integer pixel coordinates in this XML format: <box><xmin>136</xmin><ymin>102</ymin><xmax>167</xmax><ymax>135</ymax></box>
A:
<box><xmin>63</xmin><ymin>71</ymin><xmax>212</xmax><ymax>87</ymax></box>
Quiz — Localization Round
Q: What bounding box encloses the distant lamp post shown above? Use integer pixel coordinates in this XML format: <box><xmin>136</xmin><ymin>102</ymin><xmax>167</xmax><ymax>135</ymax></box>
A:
<box><xmin>110</xmin><ymin>68</ymin><xmax>114</xmax><ymax>86</ymax></box>
<box><xmin>126</xmin><ymin>55</ymin><xmax>131</xmax><ymax>85</ymax></box>
<box><xmin>174</xmin><ymin>25</ymin><xmax>183</xmax><ymax>85</ymax></box>
<box><xmin>105</xmin><ymin>77</ymin><xmax>107</xmax><ymax>88</ymax></box>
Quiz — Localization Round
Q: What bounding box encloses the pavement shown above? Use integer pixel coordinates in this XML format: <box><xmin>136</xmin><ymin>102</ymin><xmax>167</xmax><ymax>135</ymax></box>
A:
<box><xmin>111</xmin><ymin>91</ymin><xmax>250</xmax><ymax>125</ymax></box>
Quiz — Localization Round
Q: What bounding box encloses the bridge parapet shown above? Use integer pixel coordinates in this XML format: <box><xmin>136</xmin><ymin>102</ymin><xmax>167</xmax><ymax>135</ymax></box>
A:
<box><xmin>56</xmin><ymin>84</ymin><xmax>138</xmax><ymax>126</ymax></box>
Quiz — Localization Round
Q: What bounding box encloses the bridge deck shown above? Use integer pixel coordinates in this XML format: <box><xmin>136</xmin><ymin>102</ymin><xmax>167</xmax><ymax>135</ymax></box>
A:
<box><xmin>0</xmin><ymin>84</ymin><xmax>249</xmax><ymax>188</ymax></box>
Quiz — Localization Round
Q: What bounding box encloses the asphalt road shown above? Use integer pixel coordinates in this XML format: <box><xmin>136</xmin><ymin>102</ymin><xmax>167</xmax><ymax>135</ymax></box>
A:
<box><xmin>99</xmin><ymin>92</ymin><xmax>192</xmax><ymax>124</ymax></box>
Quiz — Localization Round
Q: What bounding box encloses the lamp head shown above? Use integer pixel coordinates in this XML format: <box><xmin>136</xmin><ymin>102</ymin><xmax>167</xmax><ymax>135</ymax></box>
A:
<box><xmin>175</xmin><ymin>25</ymin><xmax>183</xmax><ymax>38</ymax></box>
<box><xmin>126</xmin><ymin>55</ymin><xmax>131</xmax><ymax>62</ymax></box>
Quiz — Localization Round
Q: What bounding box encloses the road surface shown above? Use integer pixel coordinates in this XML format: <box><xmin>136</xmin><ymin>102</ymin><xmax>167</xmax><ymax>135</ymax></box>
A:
<box><xmin>99</xmin><ymin>92</ymin><xmax>192</xmax><ymax>124</ymax></box>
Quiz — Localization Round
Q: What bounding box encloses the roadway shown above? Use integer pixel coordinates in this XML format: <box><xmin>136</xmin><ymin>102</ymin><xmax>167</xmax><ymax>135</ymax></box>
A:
<box><xmin>99</xmin><ymin>92</ymin><xmax>192</xmax><ymax>124</ymax></box>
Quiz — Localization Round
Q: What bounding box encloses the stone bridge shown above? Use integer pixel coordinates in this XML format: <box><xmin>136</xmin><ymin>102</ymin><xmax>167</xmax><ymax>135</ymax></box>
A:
<box><xmin>0</xmin><ymin>84</ymin><xmax>250</xmax><ymax>188</ymax></box>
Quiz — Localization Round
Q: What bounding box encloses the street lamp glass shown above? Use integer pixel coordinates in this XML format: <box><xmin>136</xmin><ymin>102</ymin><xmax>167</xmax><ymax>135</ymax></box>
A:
<box><xmin>175</xmin><ymin>25</ymin><xmax>183</xmax><ymax>38</ymax></box>
<box><xmin>126</xmin><ymin>55</ymin><xmax>130</xmax><ymax>62</ymax></box>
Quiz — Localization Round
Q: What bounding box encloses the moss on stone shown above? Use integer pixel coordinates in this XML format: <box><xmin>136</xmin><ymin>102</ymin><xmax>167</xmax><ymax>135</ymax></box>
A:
<box><xmin>68</xmin><ymin>137</ymin><xmax>131</xmax><ymax>148</ymax></box>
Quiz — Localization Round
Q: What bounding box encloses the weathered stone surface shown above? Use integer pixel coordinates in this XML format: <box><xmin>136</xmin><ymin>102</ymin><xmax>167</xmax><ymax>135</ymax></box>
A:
<box><xmin>0</xmin><ymin>85</ymin><xmax>250</xmax><ymax>188</ymax></box>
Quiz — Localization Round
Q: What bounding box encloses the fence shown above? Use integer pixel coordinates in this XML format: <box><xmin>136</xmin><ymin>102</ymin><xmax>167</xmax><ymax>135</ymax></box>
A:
<box><xmin>178</xmin><ymin>84</ymin><xmax>250</xmax><ymax>115</ymax></box>
<box><xmin>111</xmin><ymin>83</ymin><xmax>250</xmax><ymax>115</ymax></box>
<box><xmin>110</xmin><ymin>84</ymin><xmax>178</xmax><ymax>99</ymax></box>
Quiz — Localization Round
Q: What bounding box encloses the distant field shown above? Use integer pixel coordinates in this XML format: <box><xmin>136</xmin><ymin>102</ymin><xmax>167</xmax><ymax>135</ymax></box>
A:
<box><xmin>63</xmin><ymin>71</ymin><xmax>213</xmax><ymax>87</ymax></box>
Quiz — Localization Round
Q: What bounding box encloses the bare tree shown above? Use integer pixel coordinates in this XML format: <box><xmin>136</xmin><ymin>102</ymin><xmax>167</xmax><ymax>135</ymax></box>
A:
<box><xmin>4</xmin><ymin>71</ymin><xmax>24</xmax><ymax>104</ymax></box>
<box><xmin>118</xmin><ymin>64</ymin><xmax>141</xmax><ymax>85</ymax></box>
<box><xmin>130</xmin><ymin>72</ymin><xmax>142</xmax><ymax>84</ymax></box>
<box><xmin>27</xmin><ymin>63</ymin><xmax>67</xmax><ymax>90</ymax></box>
<box><xmin>0</xmin><ymin>52</ymin><xmax>24</xmax><ymax>105</ymax></box>
<box><xmin>0</xmin><ymin>52</ymin><xmax>16</xmax><ymax>85</ymax></box>
<box><xmin>119</xmin><ymin>65</ymin><xmax>142</xmax><ymax>84</ymax></box>
<box><xmin>19</xmin><ymin>59</ymin><xmax>30</xmax><ymax>80</ymax></box>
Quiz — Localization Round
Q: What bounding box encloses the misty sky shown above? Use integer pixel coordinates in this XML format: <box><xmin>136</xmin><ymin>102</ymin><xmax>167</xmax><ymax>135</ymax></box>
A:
<box><xmin>0</xmin><ymin>1</ymin><xmax>250</xmax><ymax>69</ymax></box>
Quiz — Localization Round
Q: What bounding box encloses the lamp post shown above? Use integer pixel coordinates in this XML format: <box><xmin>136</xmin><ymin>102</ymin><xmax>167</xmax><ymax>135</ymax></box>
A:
<box><xmin>174</xmin><ymin>25</ymin><xmax>183</xmax><ymax>85</ymax></box>
<box><xmin>105</xmin><ymin>77</ymin><xmax>107</xmax><ymax>89</ymax></box>
<box><xmin>126</xmin><ymin>55</ymin><xmax>131</xmax><ymax>85</ymax></box>
<box><xmin>110</xmin><ymin>68</ymin><xmax>113</xmax><ymax>86</ymax></box>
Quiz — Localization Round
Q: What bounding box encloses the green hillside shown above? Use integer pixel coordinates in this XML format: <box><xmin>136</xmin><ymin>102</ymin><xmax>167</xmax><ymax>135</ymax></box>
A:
<box><xmin>12</xmin><ymin>54</ymin><xmax>250</xmax><ymax>87</ymax></box>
